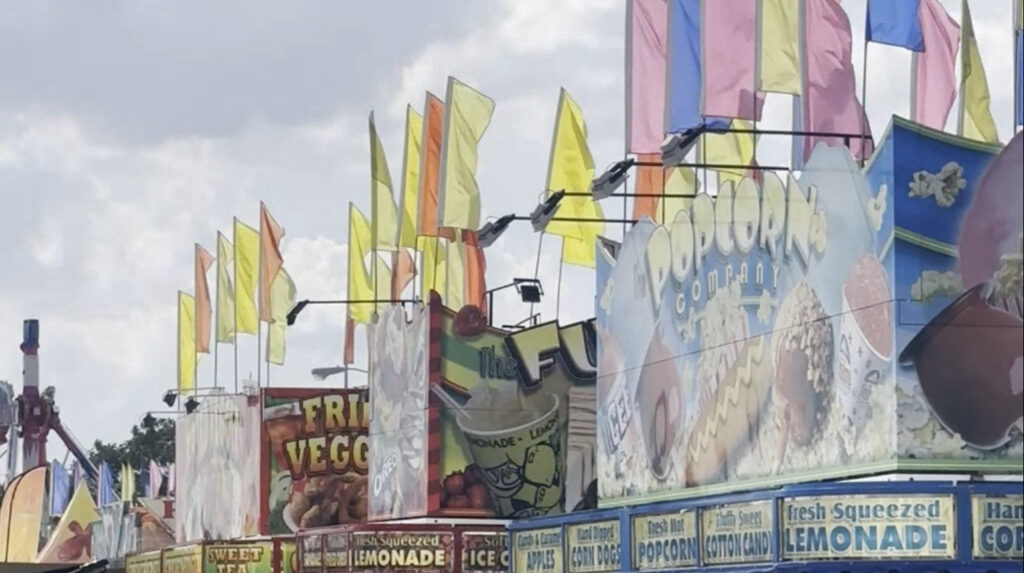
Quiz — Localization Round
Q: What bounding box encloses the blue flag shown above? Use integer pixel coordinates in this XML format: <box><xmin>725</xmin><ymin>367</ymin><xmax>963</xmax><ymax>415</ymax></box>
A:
<box><xmin>48</xmin><ymin>460</ymin><xmax>71</xmax><ymax>516</ymax></box>
<box><xmin>866</xmin><ymin>0</ymin><xmax>925</xmax><ymax>51</ymax></box>
<box><xmin>99</xmin><ymin>461</ymin><xmax>116</xmax><ymax>506</ymax></box>
<box><xmin>666</xmin><ymin>0</ymin><xmax>703</xmax><ymax>133</ymax></box>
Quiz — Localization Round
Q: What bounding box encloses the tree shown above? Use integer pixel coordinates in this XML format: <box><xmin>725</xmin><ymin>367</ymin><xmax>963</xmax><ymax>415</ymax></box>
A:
<box><xmin>89</xmin><ymin>418</ymin><xmax>175</xmax><ymax>495</ymax></box>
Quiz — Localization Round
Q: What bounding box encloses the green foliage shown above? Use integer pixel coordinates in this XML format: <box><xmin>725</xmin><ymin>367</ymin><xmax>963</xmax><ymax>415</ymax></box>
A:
<box><xmin>89</xmin><ymin>417</ymin><xmax>175</xmax><ymax>476</ymax></box>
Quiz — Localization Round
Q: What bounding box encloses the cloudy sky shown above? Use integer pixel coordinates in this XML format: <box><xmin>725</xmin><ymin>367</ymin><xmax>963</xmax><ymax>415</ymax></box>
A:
<box><xmin>0</xmin><ymin>0</ymin><xmax>1017</xmax><ymax>469</ymax></box>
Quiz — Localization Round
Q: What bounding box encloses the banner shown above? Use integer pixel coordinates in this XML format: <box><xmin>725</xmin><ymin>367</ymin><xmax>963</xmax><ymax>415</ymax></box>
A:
<box><xmin>176</xmin><ymin>394</ymin><xmax>261</xmax><ymax>541</ymax></box>
<box><xmin>126</xmin><ymin>550</ymin><xmax>162</xmax><ymax>573</ymax></box>
<box><xmin>971</xmin><ymin>494</ymin><xmax>1023</xmax><ymax>560</ymax></box>
<box><xmin>511</xmin><ymin>527</ymin><xmax>563</xmax><ymax>573</ymax></box>
<box><xmin>631</xmin><ymin>510</ymin><xmax>699</xmax><ymax>570</ymax></box>
<box><xmin>434</xmin><ymin>293</ymin><xmax>597</xmax><ymax>519</ymax></box>
<box><xmin>204</xmin><ymin>541</ymin><xmax>273</xmax><ymax>573</ymax></box>
<box><xmin>368</xmin><ymin>304</ymin><xmax>430</xmax><ymax>520</ymax></box>
<box><xmin>781</xmin><ymin>494</ymin><xmax>956</xmax><ymax>560</ymax></box>
<box><xmin>461</xmin><ymin>531</ymin><xmax>508</xmax><ymax>573</ymax></box>
<box><xmin>262</xmin><ymin>388</ymin><xmax>369</xmax><ymax>533</ymax></box>
<box><xmin>350</xmin><ymin>531</ymin><xmax>454</xmax><ymax>572</ymax></box>
<box><xmin>597</xmin><ymin>122</ymin><xmax>1023</xmax><ymax>505</ymax></box>
<box><xmin>566</xmin><ymin>520</ymin><xmax>621</xmax><ymax>573</ymax></box>
<box><xmin>0</xmin><ymin>465</ymin><xmax>46</xmax><ymax>560</ymax></box>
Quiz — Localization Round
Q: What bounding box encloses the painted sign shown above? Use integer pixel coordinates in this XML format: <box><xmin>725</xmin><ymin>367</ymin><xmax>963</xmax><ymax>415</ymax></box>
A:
<box><xmin>126</xmin><ymin>550</ymin><xmax>163</xmax><ymax>573</ymax></box>
<box><xmin>511</xmin><ymin>527</ymin><xmax>564</xmax><ymax>573</ymax></box>
<box><xmin>435</xmin><ymin>292</ymin><xmax>597</xmax><ymax>519</ymax></box>
<box><xmin>597</xmin><ymin>125</ymin><xmax>1023</xmax><ymax>506</ymax></box>
<box><xmin>781</xmin><ymin>494</ymin><xmax>955</xmax><ymax>560</ymax></box>
<box><xmin>204</xmin><ymin>542</ymin><xmax>274</xmax><ymax>573</ymax></box>
<box><xmin>876</xmin><ymin>123</ymin><xmax>1023</xmax><ymax>464</ymax></box>
<box><xmin>631</xmin><ymin>510</ymin><xmax>699</xmax><ymax>570</ymax></box>
<box><xmin>350</xmin><ymin>531</ymin><xmax>454</xmax><ymax>572</ymax></box>
<box><xmin>461</xmin><ymin>531</ymin><xmax>509</xmax><ymax>572</ymax></box>
<box><xmin>176</xmin><ymin>394</ymin><xmax>261</xmax><ymax>541</ymax></box>
<box><xmin>566</xmin><ymin>520</ymin><xmax>621</xmax><ymax>573</ymax></box>
<box><xmin>369</xmin><ymin>304</ymin><xmax>430</xmax><ymax>520</ymax></box>
<box><xmin>324</xmin><ymin>532</ymin><xmax>350</xmax><ymax>571</ymax></box>
<box><xmin>701</xmin><ymin>501</ymin><xmax>773</xmax><ymax>566</ymax></box>
<box><xmin>971</xmin><ymin>494</ymin><xmax>1023</xmax><ymax>560</ymax></box>
<box><xmin>164</xmin><ymin>544</ymin><xmax>204</xmax><ymax>573</ymax></box>
<box><xmin>299</xmin><ymin>534</ymin><xmax>323</xmax><ymax>571</ymax></box>
<box><xmin>262</xmin><ymin>388</ymin><xmax>369</xmax><ymax>533</ymax></box>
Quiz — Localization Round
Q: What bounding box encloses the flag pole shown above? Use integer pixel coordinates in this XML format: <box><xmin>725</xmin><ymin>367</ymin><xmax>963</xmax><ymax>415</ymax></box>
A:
<box><xmin>529</xmin><ymin>231</ymin><xmax>545</xmax><ymax>319</ymax></box>
<box><xmin>176</xmin><ymin>291</ymin><xmax>182</xmax><ymax>406</ymax></box>
<box><xmin>860</xmin><ymin>0</ymin><xmax>869</xmax><ymax>166</ymax></box>
<box><xmin>232</xmin><ymin>220</ymin><xmax>240</xmax><ymax>395</ymax></box>
<box><xmin>555</xmin><ymin>247</ymin><xmax>565</xmax><ymax>320</ymax></box>
<box><xmin>213</xmin><ymin>247</ymin><xmax>220</xmax><ymax>392</ymax></box>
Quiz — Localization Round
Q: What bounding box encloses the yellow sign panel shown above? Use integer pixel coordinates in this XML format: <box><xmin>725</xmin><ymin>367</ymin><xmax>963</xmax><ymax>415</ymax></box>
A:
<box><xmin>701</xmin><ymin>501</ymin><xmax>773</xmax><ymax>566</ymax></box>
<box><xmin>566</xmin><ymin>520</ymin><xmax>621</xmax><ymax>573</ymax></box>
<box><xmin>126</xmin><ymin>551</ymin><xmax>162</xmax><ymax>573</ymax></box>
<box><xmin>164</xmin><ymin>544</ymin><xmax>204</xmax><ymax>573</ymax></box>
<box><xmin>511</xmin><ymin>527</ymin><xmax>563</xmax><ymax>573</ymax></box>
<box><xmin>782</xmin><ymin>495</ymin><xmax>956</xmax><ymax>560</ymax></box>
<box><xmin>971</xmin><ymin>494</ymin><xmax>1023</xmax><ymax>560</ymax></box>
<box><xmin>631</xmin><ymin>510</ymin><xmax>699</xmax><ymax>570</ymax></box>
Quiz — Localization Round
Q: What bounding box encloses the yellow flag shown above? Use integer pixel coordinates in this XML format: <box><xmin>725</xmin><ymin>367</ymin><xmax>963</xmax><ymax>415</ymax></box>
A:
<box><xmin>178</xmin><ymin>291</ymin><xmax>196</xmax><ymax>393</ymax></box>
<box><xmin>758</xmin><ymin>0</ymin><xmax>801</xmax><ymax>95</ymax></box>
<box><xmin>348</xmin><ymin>204</ymin><xmax>375</xmax><ymax>325</ymax></box>
<box><xmin>655</xmin><ymin>167</ymin><xmax>699</xmax><ymax>225</ymax></box>
<box><xmin>120</xmin><ymin>463</ymin><xmax>136</xmax><ymax>501</ymax></box>
<box><xmin>702</xmin><ymin>119</ymin><xmax>756</xmax><ymax>185</ymax></box>
<box><xmin>419</xmin><ymin>236</ymin><xmax>447</xmax><ymax>303</ymax></box>
<box><xmin>440</xmin><ymin>77</ymin><xmax>495</xmax><ymax>230</ymax></box>
<box><xmin>445</xmin><ymin>237</ymin><xmax>466</xmax><ymax>310</ymax></box>
<box><xmin>545</xmin><ymin>89</ymin><xmax>604</xmax><ymax>268</ymax></box>
<box><xmin>370</xmin><ymin>113</ymin><xmax>400</xmax><ymax>251</ymax></box>
<box><xmin>35</xmin><ymin>481</ymin><xmax>101</xmax><ymax>563</ymax></box>
<box><xmin>216</xmin><ymin>232</ymin><xmax>236</xmax><ymax>343</ymax></box>
<box><xmin>399</xmin><ymin>106</ymin><xmax>424</xmax><ymax>248</ymax></box>
<box><xmin>958</xmin><ymin>0</ymin><xmax>999</xmax><ymax>144</ymax></box>
<box><xmin>372</xmin><ymin>255</ymin><xmax>392</xmax><ymax>315</ymax></box>
<box><xmin>266</xmin><ymin>267</ymin><xmax>296</xmax><ymax>365</ymax></box>
<box><xmin>234</xmin><ymin>218</ymin><xmax>260</xmax><ymax>335</ymax></box>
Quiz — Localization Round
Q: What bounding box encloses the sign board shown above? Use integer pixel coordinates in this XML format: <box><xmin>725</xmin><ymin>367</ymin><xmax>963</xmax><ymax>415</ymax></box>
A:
<box><xmin>126</xmin><ymin>550</ymin><xmax>163</xmax><ymax>573</ymax></box>
<box><xmin>701</xmin><ymin>501</ymin><xmax>773</xmax><ymax>566</ymax></box>
<box><xmin>350</xmin><ymin>530</ymin><xmax>454</xmax><ymax>572</ymax></box>
<box><xmin>631</xmin><ymin>510</ymin><xmax>699</xmax><ymax>570</ymax></box>
<box><xmin>781</xmin><ymin>494</ymin><xmax>956</xmax><ymax>561</ymax></box>
<box><xmin>511</xmin><ymin>527</ymin><xmax>564</xmax><ymax>573</ymax></box>
<box><xmin>204</xmin><ymin>542</ymin><xmax>274</xmax><ymax>573</ymax></box>
<box><xmin>565</xmin><ymin>520</ymin><xmax>621</xmax><ymax>573</ymax></box>
<box><xmin>262</xmin><ymin>388</ymin><xmax>369</xmax><ymax>534</ymax></box>
<box><xmin>971</xmin><ymin>494</ymin><xmax>1023</xmax><ymax>560</ymax></box>
<box><xmin>461</xmin><ymin>531</ymin><xmax>508</xmax><ymax>573</ymax></box>
<box><xmin>164</xmin><ymin>544</ymin><xmax>204</xmax><ymax>573</ymax></box>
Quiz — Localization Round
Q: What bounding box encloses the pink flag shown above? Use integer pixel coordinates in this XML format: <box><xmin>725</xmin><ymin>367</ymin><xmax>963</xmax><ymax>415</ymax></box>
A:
<box><xmin>627</xmin><ymin>0</ymin><xmax>668</xmax><ymax>154</ymax></box>
<box><xmin>149</xmin><ymin>459</ymin><xmax>162</xmax><ymax>497</ymax></box>
<box><xmin>913</xmin><ymin>0</ymin><xmax>960</xmax><ymax>130</ymax></box>
<box><xmin>703</xmin><ymin>0</ymin><xmax>764</xmax><ymax>121</ymax></box>
<box><xmin>802</xmin><ymin>0</ymin><xmax>874</xmax><ymax>162</ymax></box>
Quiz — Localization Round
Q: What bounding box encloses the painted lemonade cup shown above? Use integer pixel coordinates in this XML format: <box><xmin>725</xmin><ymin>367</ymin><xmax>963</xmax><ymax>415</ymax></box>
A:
<box><xmin>456</xmin><ymin>394</ymin><xmax>563</xmax><ymax>518</ymax></box>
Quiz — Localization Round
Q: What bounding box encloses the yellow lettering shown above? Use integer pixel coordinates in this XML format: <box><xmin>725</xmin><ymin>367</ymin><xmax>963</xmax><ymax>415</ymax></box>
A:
<box><xmin>323</xmin><ymin>394</ymin><xmax>345</xmax><ymax>432</ymax></box>
<box><xmin>301</xmin><ymin>397</ymin><xmax>322</xmax><ymax>434</ymax></box>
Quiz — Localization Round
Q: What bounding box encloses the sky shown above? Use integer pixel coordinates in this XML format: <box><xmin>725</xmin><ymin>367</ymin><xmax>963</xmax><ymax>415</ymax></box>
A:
<box><xmin>0</xmin><ymin>0</ymin><xmax>1018</xmax><ymax>472</ymax></box>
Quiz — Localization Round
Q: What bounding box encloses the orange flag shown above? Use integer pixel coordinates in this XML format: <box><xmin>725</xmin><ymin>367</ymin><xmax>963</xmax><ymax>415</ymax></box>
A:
<box><xmin>391</xmin><ymin>250</ymin><xmax>418</xmax><ymax>299</ymax></box>
<box><xmin>632</xmin><ymin>153</ymin><xmax>664</xmax><ymax>220</ymax></box>
<box><xmin>343</xmin><ymin>316</ymin><xmax>356</xmax><ymax>365</ymax></box>
<box><xmin>259</xmin><ymin>202</ymin><xmax>285</xmax><ymax>322</ymax></box>
<box><xmin>463</xmin><ymin>230</ymin><xmax>487</xmax><ymax>314</ymax></box>
<box><xmin>195</xmin><ymin>244</ymin><xmax>215</xmax><ymax>354</ymax></box>
<box><xmin>418</xmin><ymin>92</ymin><xmax>445</xmax><ymax>238</ymax></box>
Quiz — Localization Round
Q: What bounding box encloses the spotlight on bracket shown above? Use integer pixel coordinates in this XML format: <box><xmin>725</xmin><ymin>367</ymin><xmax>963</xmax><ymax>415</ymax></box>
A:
<box><xmin>591</xmin><ymin>159</ymin><xmax>636</xmax><ymax>200</ymax></box>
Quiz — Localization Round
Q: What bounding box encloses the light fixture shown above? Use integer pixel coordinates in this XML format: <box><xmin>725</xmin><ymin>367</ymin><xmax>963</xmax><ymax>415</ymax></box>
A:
<box><xmin>286</xmin><ymin>300</ymin><xmax>311</xmax><ymax>326</ymax></box>
<box><xmin>162</xmin><ymin>390</ymin><xmax>177</xmax><ymax>408</ymax></box>
<box><xmin>530</xmin><ymin>190</ymin><xmax>565</xmax><ymax>232</ymax></box>
<box><xmin>312</xmin><ymin>366</ymin><xmax>348</xmax><ymax>381</ymax></box>
<box><xmin>661</xmin><ymin>124</ymin><xmax>707</xmax><ymax>166</ymax></box>
<box><xmin>476</xmin><ymin>214</ymin><xmax>516</xmax><ymax>248</ymax></box>
<box><xmin>591</xmin><ymin>159</ymin><xmax>635</xmax><ymax>200</ymax></box>
<box><xmin>184</xmin><ymin>397</ymin><xmax>200</xmax><ymax>414</ymax></box>
<box><xmin>514</xmin><ymin>278</ymin><xmax>544</xmax><ymax>303</ymax></box>
<box><xmin>142</xmin><ymin>413</ymin><xmax>156</xmax><ymax>429</ymax></box>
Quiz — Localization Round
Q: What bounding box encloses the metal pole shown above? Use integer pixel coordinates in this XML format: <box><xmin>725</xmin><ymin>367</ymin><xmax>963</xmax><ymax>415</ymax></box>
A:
<box><xmin>860</xmin><ymin>0</ymin><xmax>869</xmax><ymax>166</ymax></box>
<box><xmin>529</xmin><ymin>232</ymin><xmax>545</xmax><ymax>320</ymax></box>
